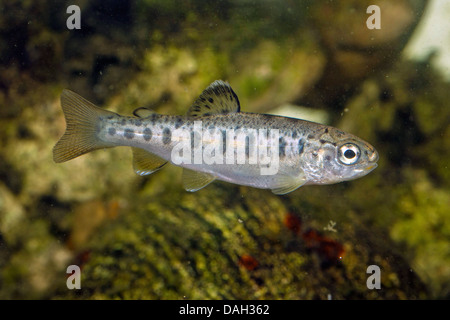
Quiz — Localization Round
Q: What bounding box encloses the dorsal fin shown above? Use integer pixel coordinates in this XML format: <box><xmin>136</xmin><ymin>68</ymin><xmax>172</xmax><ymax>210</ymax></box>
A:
<box><xmin>131</xmin><ymin>147</ymin><xmax>167</xmax><ymax>176</ymax></box>
<box><xmin>182</xmin><ymin>168</ymin><xmax>216</xmax><ymax>192</ymax></box>
<box><xmin>186</xmin><ymin>80</ymin><xmax>240</xmax><ymax>117</ymax></box>
<box><xmin>133</xmin><ymin>107</ymin><xmax>155</xmax><ymax>118</ymax></box>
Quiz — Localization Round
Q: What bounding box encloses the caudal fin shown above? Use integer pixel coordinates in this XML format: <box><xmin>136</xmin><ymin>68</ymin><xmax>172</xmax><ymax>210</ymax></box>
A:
<box><xmin>53</xmin><ymin>89</ymin><xmax>117</xmax><ymax>163</ymax></box>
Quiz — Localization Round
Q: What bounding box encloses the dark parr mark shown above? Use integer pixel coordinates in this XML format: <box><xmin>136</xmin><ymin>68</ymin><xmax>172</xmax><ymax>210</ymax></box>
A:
<box><xmin>124</xmin><ymin>128</ymin><xmax>134</xmax><ymax>139</ymax></box>
<box><xmin>279</xmin><ymin>137</ymin><xmax>286</xmax><ymax>157</ymax></box>
<box><xmin>298</xmin><ymin>138</ymin><xmax>305</xmax><ymax>155</ymax></box>
<box><xmin>143</xmin><ymin>128</ymin><xmax>152</xmax><ymax>141</ymax></box>
<box><xmin>222</xmin><ymin>130</ymin><xmax>227</xmax><ymax>154</ymax></box>
<box><xmin>174</xmin><ymin>118</ymin><xmax>184</xmax><ymax>129</ymax></box>
<box><xmin>162</xmin><ymin>128</ymin><xmax>172</xmax><ymax>144</ymax></box>
<box><xmin>108</xmin><ymin>127</ymin><xmax>116</xmax><ymax>136</ymax></box>
<box><xmin>208</xmin><ymin>97</ymin><xmax>214</xmax><ymax>103</ymax></box>
<box><xmin>191</xmin><ymin>131</ymin><xmax>195</xmax><ymax>149</ymax></box>
<box><xmin>245</xmin><ymin>136</ymin><xmax>250</xmax><ymax>158</ymax></box>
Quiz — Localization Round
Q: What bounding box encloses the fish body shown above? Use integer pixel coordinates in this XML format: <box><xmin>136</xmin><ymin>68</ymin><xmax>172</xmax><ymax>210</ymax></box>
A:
<box><xmin>53</xmin><ymin>80</ymin><xmax>378</xmax><ymax>194</ymax></box>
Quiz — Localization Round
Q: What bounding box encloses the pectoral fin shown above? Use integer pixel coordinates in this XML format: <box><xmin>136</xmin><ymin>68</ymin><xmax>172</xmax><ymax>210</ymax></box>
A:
<box><xmin>182</xmin><ymin>168</ymin><xmax>216</xmax><ymax>192</ymax></box>
<box><xmin>270</xmin><ymin>168</ymin><xmax>307</xmax><ymax>195</ymax></box>
<box><xmin>131</xmin><ymin>147</ymin><xmax>167</xmax><ymax>176</ymax></box>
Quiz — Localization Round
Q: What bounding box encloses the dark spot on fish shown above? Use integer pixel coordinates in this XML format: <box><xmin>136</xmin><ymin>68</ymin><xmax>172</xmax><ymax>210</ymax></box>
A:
<box><xmin>204</xmin><ymin>104</ymin><xmax>210</xmax><ymax>109</ymax></box>
<box><xmin>312</xmin><ymin>152</ymin><xmax>318</xmax><ymax>158</ymax></box>
<box><xmin>121</xmin><ymin>119</ymin><xmax>127</xmax><ymax>125</ymax></box>
<box><xmin>134</xmin><ymin>119</ymin><xmax>142</xmax><ymax>127</ymax></box>
<box><xmin>320</xmin><ymin>139</ymin><xmax>326</xmax><ymax>144</ymax></box>
<box><xmin>108</xmin><ymin>127</ymin><xmax>116</xmax><ymax>136</ymax></box>
<box><xmin>308</xmin><ymin>134</ymin><xmax>315</xmax><ymax>139</ymax></box>
<box><xmin>191</xmin><ymin>130</ymin><xmax>203</xmax><ymax>150</ymax></box>
<box><xmin>124</xmin><ymin>128</ymin><xmax>134</xmax><ymax>139</ymax></box>
<box><xmin>325</xmin><ymin>155</ymin><xmax>331</xmax><ymax>161</ymax></box>
<box><xmin>200</xmin><ymin>97</ymin><xmax>206</xmax><ymax>102</ymax></box>
<box><xmin>335</xmin><ymin>130</ymin><xmax>345</xmax><ymax>138</ymax></box>
<box><xmin>162</xmin><ymin>128</ymin><xmax>171</xmax><ymax>144</ymax></box>
<box><xmin>208</xmin><ymin>97</ymin><xmax>214</xmax><ymax>103</ymax></box>
<box><xmin>245</xmin><ymin>136</ymin><xmax>250</xmax><ymax>158</ymax></box>
<box><xmin>143</xmin><ymin>128</ymin><xmax>152</xmax><ymax>141</ymax></box>
<box><xmin>292</xmin><ymin>131</ymin><xmax>298</xmax><ymax>139</ymax></box>
<box><xmin>174</xmin><ymin>118</ymin><xmax>184</xmax><ymax>129</ymax></box>
<box><xmin>107</xmin><ymin>115</ymin><xmax>114</xmax><ymax>120</ymax></box>
<box><xmin>324</xmin><ymin>128</ymin><xmax>329</xmax><ymax>134</ymax></box>
<box><xmin>222</xmin><ymin>130</ymin><xmax>227</xmax><ymax>154</ymax></box>
<box><xmin>279</xmin><ymin>137</ymin><xmax>286</xmax><ymax>157</ymax></box>
<box><xmin>298</xmin><ymin>138</ymin><xmax>305</xmax><ymax>155</ymax></box>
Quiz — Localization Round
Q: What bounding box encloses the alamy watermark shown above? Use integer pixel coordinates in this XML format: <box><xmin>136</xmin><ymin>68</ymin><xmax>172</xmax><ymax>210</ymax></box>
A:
<box><xmin>66</xmin><ymin>265</ymin><xmax>81</xmax><ymax>289</ymax></box>
<box><xmin>170</xmin><ymin>121</ymin><xmax>280</xmax><ymax>175</ymax></box>
<box><xmin>366</xmin><ymin>265</ymin><xmax>381</xmax><ymax>289</ymax></box>
<box><xmin>366</xmin><ymin>5</ymin><xmax>381</xmax><ymax>29</ymax></box>
<box><xmin>66</xmin><ymin>5</ymin><xmax>81</xmax><ymax>30</ymax></box>
<box><xmin>65</xmin><ymin>5</ymin><xmax>381</xmax><ymax>31</ymax></box>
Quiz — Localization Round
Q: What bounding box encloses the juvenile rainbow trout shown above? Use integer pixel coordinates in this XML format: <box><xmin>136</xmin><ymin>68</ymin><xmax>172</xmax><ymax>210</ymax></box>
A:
<box><xmin>53</xmin><ymin>80</ymin><xmax>378</xmax><ymax>194</ymax></box>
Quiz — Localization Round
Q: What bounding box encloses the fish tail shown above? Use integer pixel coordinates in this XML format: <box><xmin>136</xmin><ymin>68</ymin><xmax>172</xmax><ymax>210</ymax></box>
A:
<box><xmin>53</xmin><ymin>89</ymin><xmax>116</xmax><ymax>163</ymax></box>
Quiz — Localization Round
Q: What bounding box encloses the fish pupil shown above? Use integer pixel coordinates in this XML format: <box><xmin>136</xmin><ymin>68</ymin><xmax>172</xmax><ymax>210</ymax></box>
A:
<box><xmin>344</xmin><ymin>149</ymin><xmax>356</xmax><ymax>159</ymax></box>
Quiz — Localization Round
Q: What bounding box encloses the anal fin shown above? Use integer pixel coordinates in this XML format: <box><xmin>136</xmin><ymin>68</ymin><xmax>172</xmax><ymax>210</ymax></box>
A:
<box><xmin>182</xmin><ymin>168</ymin><xmax>216</xmax><ymax>192</ymax></box>
<box><xmin>132</xmin><ymin>147</ymin><xmax>167</xmax><ymax>176</ymax></box>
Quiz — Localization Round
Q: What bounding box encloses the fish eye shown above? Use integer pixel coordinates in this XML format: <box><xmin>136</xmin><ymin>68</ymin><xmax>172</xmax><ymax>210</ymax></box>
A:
<box><xmin>338</xmin><ymin>143</ymin><xmax>360</xmax><ymax>165</ymax></box>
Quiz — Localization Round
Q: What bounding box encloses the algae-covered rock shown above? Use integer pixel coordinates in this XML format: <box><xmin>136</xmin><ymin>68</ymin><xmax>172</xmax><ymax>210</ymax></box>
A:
<box><xmin>56</xmin><ymin>177</ymin><xmax>426</xmax><ymax>299</ymax></box>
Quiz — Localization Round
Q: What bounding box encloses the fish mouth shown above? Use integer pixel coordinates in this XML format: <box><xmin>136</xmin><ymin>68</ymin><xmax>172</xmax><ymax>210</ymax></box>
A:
<box><xmin>365</xmin><ymin>163</ymin><xmax>378</xmax><ymax>172</ymax></box>
<box><xmin>350</xmin><ymin>163</ymin><xmax>378</xmax><ymax>179</ymax></box>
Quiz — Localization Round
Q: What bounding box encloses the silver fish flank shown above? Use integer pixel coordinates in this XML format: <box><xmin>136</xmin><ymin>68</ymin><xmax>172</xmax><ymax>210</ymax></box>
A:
<box><xmin>53</xmin><ymin>80</ymin><xmax>378</xmax><ymax>194</ymax></box>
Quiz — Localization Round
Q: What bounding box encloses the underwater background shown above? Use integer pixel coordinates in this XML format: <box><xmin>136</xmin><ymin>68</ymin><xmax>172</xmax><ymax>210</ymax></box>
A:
<box><xmin>0</xmin><ymin>0</ymin><xmax>449</xmax><ymax>299</ymax></box>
